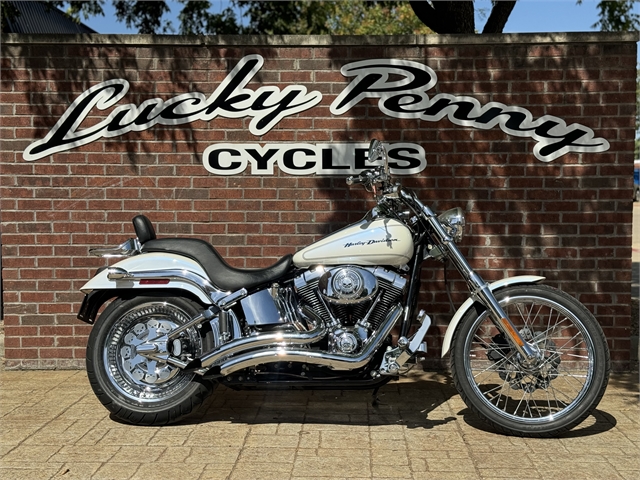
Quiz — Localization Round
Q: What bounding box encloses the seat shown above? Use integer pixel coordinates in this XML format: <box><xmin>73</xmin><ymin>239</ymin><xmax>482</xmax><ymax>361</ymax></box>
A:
<box><xmin>132</xmin><ymin>215</ymin><xmax>156</xmax><ymax>244</ymax></box>
<box><xmin>132</xmin><ymin>216</ymin><xmax>292</xmax><ymax>292</ymax></box>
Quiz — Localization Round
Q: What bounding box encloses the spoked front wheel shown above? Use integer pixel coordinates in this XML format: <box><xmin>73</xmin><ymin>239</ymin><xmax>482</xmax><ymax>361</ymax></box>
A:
<box><xmin>451</xmin><ymin>285</ymin><xmax>610</xmax><ymax>437</ymax></box>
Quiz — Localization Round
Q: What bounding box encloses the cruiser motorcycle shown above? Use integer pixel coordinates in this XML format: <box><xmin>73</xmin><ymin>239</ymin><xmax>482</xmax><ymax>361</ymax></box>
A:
<box><xmin>79</xmin><ymin>140</ymin><xmax>610</xmax><ymax>437</ymax></box>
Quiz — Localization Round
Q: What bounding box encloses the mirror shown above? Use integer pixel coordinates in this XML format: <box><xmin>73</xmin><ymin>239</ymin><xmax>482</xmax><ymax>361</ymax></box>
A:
<box><xmin>368</xmin><ymin>139</ymin><xmax>382</xmax><ymax>162</ymax></box>
<box><xmin>367</xmin><ymin>139</ymin><xmax>389</xmax><ymax>177</ymax></box>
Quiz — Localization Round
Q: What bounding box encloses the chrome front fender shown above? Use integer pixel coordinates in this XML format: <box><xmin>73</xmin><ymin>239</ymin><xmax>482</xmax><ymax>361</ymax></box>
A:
<box><xmin>80</xmin><ymin>252</ymin><xmax>226</xmax><ymax>305</ymax></box>
<box><xmin>440</xmin><ymin>275</ymin><xmax>545</xmax><ymax>357</ymax></box>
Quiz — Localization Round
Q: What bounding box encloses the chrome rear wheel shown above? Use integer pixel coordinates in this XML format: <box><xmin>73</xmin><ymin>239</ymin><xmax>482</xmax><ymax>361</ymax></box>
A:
<box><xmin>87</xmin><ymin>296</ymin><xmax>214</xmax><ymax>425</ymax></box>
<box><xmin>104</xmin><ymin>301</ymin><xmax>201</xmax><ymax>403</ymax></box>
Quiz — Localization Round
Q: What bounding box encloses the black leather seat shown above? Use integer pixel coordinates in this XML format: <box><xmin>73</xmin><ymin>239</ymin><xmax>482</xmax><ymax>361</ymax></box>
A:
<box><xmin>132</xmin><ymin>215</ymin><xmax>293</xmax><ymax>292</ymax></box>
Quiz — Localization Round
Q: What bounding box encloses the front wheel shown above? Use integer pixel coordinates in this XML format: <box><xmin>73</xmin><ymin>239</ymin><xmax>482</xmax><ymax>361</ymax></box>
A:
<box><xmin>451</xmin><ymin>284</ymin><xmax>610</xmax><ymax>437</ymax></box>
<box><xmin>86</xmin><ymin>296</ymin><xmax>214</xmax><ymax>425</ymax></box>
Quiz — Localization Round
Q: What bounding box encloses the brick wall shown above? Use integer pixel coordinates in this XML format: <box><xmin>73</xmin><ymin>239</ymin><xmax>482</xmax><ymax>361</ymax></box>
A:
<box><xmin>1</xmin><ymin>33</ymin><xmax>636</xmax><ymax>370</ymax></box>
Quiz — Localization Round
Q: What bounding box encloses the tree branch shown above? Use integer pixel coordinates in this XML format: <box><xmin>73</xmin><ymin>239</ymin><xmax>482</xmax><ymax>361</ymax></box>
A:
<box><xmin>408</xmin><ymin>0</ymin><xmax>441</xmax><ymax>32</ymax></box>
<box><xmin>409</xmin><ymin>1</ymin><xmax>475</xmax><ymax>34</ymax></box>
<box><xmin>482</xmin><ymin>1</ymin><xmax>517</xmax><ymax>34</ymax></box>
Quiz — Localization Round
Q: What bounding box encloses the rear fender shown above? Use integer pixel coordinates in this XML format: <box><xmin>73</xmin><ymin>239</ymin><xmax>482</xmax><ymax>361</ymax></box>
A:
<box><xmin>77</xmin><ymin>287</ymin><xmax>210</xmax><ymax>324</ymax></box>
<box><xmin>440</xmin><ymin>275</ymin><xmax>545</xmax><ymax>357</ymax></box>
<box><xmin>78</xmin><ymin>253</ymin><xmax>223</xmax><ymax>323</ymax></box>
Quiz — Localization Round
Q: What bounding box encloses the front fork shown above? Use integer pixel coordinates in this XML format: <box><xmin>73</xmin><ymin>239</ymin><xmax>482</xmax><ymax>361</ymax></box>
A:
<box><xmin>460</xmin><ymin>263</ymin><xmax>541</xmax><ymax>362</ymax></box>
<box><xmin>417</xmin><ymin>201</ymin><xmax>542</xmax><ymax>364</ymax></box>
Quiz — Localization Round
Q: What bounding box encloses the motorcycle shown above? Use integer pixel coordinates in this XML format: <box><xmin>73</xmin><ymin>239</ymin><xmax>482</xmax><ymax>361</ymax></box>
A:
<box><xmin>78</xmin><ymin>139</ymin><xmax>610</xmax><ymax>436</ymax></box>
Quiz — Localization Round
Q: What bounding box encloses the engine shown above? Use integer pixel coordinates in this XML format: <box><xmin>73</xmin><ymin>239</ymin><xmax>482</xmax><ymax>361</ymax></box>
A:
<box><xmin>294</xmin><ymin>266</ymin><xmax>407</xmax><ymax>354</ymax></box>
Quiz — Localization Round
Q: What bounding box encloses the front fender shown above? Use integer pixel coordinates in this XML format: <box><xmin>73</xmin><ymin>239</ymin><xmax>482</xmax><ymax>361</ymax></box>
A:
<box><xmin>440</xmin><ymin>275</ymin><xmax>545</xmax><ymax>357</ymax></box>
<box><xmin>80</xmin><ymin>253</ymin><xmax>221</xmax><ymax>305</ymax></box>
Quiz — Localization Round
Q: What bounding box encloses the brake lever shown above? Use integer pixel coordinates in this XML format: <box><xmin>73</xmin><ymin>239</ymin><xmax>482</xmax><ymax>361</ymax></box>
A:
<box><xmin>346</xmin><ymin>169</ymin><xmax>374</xmax><ymax>186</ymax></box>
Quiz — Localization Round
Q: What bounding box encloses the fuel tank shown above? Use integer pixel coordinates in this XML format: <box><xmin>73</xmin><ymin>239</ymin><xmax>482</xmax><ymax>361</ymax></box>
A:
<box><xmin>293</xmin><ymin>216</ymin><xmax>414</xmax><ymax>267</ymax></box>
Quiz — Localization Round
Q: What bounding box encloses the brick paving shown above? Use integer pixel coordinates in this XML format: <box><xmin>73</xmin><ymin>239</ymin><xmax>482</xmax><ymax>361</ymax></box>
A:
<box><xmin>0</xmin><ymin>369</ymin><xmax>637</xmax><ymax>480</ymax></box>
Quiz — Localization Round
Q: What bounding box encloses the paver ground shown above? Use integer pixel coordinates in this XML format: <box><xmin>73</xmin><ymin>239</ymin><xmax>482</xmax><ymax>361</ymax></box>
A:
<box><xmin>1</xmin><ymin>369</ymin><xmax>637</xmax><ymax>480</ymax></box>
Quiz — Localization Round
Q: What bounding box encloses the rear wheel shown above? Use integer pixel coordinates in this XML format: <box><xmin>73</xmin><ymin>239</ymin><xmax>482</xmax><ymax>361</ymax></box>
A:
<box><xmin>451</xmin><ymin>285</ymin><xmax>610</xmax><ymax>437</ymax></box>
<box><xmin>86</xmin><ymin>296</ymin><xmax>214</xmax><ymax>425</ymax></box>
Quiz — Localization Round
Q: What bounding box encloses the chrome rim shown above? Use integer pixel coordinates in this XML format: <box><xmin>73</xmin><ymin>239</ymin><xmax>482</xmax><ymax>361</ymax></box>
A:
<box><xmin>103</xmin><ymin>301</ymin><xmax>202</xmax><ymax>404</ymax></box>
<box><xmin>464</xmin><ymin>294</ymin><xmax>595</xmax><ymax>425</ymax></box>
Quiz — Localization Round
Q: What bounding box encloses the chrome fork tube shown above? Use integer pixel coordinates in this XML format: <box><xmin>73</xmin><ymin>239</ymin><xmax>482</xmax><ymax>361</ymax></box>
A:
<box><xmin>416</xmin><ymin>199</ymin><xmax>540</xmax><ymax>362</ymax></box>
<box><xmin>447</xmin><ymin>240</ymin><xmax>540</xmax><ymax>362</ymax></box>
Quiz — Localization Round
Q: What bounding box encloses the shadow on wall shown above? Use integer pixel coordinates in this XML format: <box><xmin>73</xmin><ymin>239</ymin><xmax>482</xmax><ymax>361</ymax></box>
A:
<box><xmin>311</xmin><ymin>41</ymin><xmax>634</xmax><ymax>362</ymax></box>
<box><xmin>1</xmin><ymin>35</ymin><xmax>634</xmax><ymax>367</ymax></box>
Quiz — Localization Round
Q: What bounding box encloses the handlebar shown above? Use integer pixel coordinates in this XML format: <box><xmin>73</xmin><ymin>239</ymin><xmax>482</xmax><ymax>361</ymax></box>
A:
<box><xmin>346</xmin><ymin>169</ymin><xmax>376</xmax><ymax>186</ymax></box>
<box><xmin>345</xmin><ymin>140</ymin><xmax>392</xmax><ymax>193</ymax></box>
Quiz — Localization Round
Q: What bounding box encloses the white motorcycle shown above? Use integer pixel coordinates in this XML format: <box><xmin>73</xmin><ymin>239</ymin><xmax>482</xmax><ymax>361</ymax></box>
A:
<box><xmin>79</xmin><ymin>140</ymin><xmax>610</xmax><ymax>436</ymax></box>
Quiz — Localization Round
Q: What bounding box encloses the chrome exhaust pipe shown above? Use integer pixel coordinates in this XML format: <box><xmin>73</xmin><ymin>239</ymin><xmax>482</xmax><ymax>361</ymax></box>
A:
<box><xmin>197</xmin><ymin>307</ymin><xmax>327</xmax><ymax>371</ymax></box>
<box><xmin>218</xmin><ymin>304</ymin><xmax>403</xmax><ymax>376</ymax></box>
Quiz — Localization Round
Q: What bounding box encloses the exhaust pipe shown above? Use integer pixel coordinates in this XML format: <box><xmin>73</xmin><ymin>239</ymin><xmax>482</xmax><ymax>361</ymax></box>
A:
<box><xmin>195</xmin><ymin>306</ymin><xmax>326</xmax><ymax>372</ymax></box>
<box><xmin>218</xmin><ymin>304</ymin><xmax>403</xmax><ymax>376</ymax></box>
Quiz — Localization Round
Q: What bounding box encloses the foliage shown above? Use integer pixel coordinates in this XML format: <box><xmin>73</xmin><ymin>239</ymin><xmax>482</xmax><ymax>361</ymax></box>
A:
<box><xmin>578</xmin><ymin>0</ymin><xmax>640</xmax><ymax>32</ymax></box>
<box><xmin>0</xmin><ymin>1</ymin><xmax>21</xmax><ymax>31</ymax></box>
<box><xmin>177</xmin><ymin>0</ymin><xmax>239</xmax><ymax>35</ymax></box>
<box><xmin>636</xmin><ymin>66</ymin><xmax>640</xmax><ymax>158</ymax></box>
<box><xmin>327</xmin><ymin>0</ymin><xmax>433</xmax><ymax>35</ymax></box>
<box><xmin>3</xmin><ymin>0</ymin><xmax>639</xmax><ymax>36</ymax></box>
<box><xmin>237</xmin><ymin>0</ymin><xmax>334</xmax><ymax>35</ymax></box>
<box><xmin>1</xmin><ymin>0</ymin><xmax>430</xmax><ymax>35</ymax></box>
<box><xmin>113</xmin><ymin>0</ymin><xmax>171</xmax><ymax>34</ymax></box>
<box><xmin>60</xmin><ymin>0</ymin><xmax>106</xmax><ymax>22</ymax></box>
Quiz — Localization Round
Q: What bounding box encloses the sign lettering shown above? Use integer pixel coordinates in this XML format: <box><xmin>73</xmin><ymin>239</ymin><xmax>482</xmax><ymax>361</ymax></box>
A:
<box><xmin>202</xmin><ymin>143</ymin><xmax>426</xmax><ymax>176</ymax></box>
<box><xmin>23</xmin><ymin>55</ymin><xmax>322</xmax><ymax>162</ymax></box>
<box><xmin>330</xmin><ymin>59</ymin><xmax>610</xmax><ymax>162</ymax></box>
<box><xmin>23</xmin><ymin>54</ymin><xmax>610</xmax><ymax>168</ymax></box>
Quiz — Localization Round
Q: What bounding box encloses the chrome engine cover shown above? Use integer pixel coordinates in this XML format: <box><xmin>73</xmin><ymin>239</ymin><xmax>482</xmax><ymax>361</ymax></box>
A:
<box><xmin>328</xmin><ymin>326</ymin><xmax>368</xmax><ymax>354</ymax></box>
<box><xmin>292</xmin><ymin>265</ymin><xmax>407</xmax><ymax>354</ymax></box>
<box><xmin>318</xmin><ymin>266</ymin><xmax>378</xmax><ymax>305</ymax></box>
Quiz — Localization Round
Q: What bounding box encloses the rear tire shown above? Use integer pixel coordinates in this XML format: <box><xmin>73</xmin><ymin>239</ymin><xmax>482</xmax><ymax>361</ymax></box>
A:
<box><xmin>86</xmin><ymin>295</ymin><xmax>214</xmax><ymax>425</ymax></box>
<box><xmin>451</xmin><ymin>285</ymin><xmax>610</xmax><ymax>437</ymax></box>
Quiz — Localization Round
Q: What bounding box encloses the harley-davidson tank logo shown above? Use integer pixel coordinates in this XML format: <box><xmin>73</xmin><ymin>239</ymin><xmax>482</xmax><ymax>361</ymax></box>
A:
<box><xmin>344</xmin><ymin>239</ymin><xmax>399</xmax><ymax>248</ymax></box>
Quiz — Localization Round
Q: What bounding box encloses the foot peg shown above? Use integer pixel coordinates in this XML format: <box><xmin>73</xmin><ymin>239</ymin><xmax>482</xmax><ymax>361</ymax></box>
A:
<box><xmin>378</xmin><ymin>310</ymin><xmax>432</xmax><ymax>376</ymax></box>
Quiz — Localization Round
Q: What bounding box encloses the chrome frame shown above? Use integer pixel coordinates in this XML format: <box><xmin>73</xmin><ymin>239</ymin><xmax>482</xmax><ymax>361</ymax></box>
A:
<box><xmin>379</xmin><ymin>310</ymin><xmax>431</xmax><ymax>375</ymax></box>
<box><xmin>90</xmin><ymin>238</ymin><xmax>141</xmax><ymax>258</ymax></box>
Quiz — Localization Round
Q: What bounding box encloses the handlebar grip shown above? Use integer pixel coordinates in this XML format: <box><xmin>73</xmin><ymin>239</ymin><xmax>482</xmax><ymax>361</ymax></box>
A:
<box><xmin>346</xmin><ymin>170</ymin><xmax>372</xmax><ymax>186</ymax></box>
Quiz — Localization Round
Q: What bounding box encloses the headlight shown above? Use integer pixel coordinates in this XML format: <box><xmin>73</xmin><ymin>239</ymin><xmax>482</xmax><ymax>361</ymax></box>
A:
<box><xmin>438</xmin><ymin>207</ymin><xmax>466</xmax><ymax>243</ymax></box>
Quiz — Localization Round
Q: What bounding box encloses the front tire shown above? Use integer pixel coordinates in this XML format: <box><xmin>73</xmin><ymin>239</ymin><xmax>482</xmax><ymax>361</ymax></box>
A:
<box><xmin>86</xmin><ymin>296</ymin><xmax>214</xmax><ymax>425</ymax></box>
<box><xmin>451</xmin><ymin>285</ymin><xmax>610</xmax><ymax>437</ymax></box>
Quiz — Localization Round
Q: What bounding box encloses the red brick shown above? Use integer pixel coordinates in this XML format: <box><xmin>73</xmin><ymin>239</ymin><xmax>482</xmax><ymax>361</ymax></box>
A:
<box><xmin>0</xmin><ymin>37</ymin><xmax>634</xmax><ymax>368</ymax></box>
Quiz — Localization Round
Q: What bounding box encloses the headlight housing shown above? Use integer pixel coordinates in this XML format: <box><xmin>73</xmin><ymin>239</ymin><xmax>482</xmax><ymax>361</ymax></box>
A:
<box><xmin>438</xmin><ymin>207</ymin><xmax>466</xmax><ymax>243</ymax></box>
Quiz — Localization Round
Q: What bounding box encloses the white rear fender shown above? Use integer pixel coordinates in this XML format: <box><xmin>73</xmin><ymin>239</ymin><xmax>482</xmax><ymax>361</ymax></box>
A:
<box><xmin>440</xmin><ymin>275</ymin><xmax>545</xmax><ymax>357</ymax></box>
<box><xmin>81</xmin><ymin>253</ymin><xmax>223</xmax><ymax>305</ymax></box>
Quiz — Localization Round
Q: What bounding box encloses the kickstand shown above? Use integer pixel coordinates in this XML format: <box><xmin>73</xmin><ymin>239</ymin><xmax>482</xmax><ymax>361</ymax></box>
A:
<box><xmin>371</xmin><ymin>387</ymin><xmax>382</xmax><ymax>407</ymax></box>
